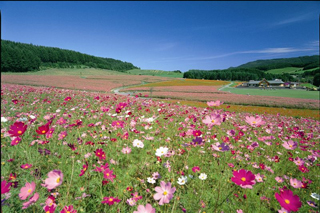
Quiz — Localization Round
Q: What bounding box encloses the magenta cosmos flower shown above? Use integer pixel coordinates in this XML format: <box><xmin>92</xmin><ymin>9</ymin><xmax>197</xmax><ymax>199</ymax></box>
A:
<box><xmin>154</xmin><ymin>181</ymin><xmax>176</xmax><ymax>205</ymax></box>
<box><xmin>245</xmin><ymin>116</ymin><xmax>265</xmax><ymax>127</ymax></box>
<box><xmin>36</xmin><ymin>123</ymin><xmax>50</xmax><ymax>135</ymax></box>
<box><xmin>21</xmin><ymin>163</ymin><xmax>32</xmax><ymax>169</ymax></box>
<box><xmin>101</xmin><ymin>196</ymin><xmax>121</xmax><ymax>205</ymax></box>
<box><xmin>60</xmin><ymin>205</ymin><xmax>77</xmax><ymax>213</ymax></box>
<box><xmin>19</xmin><ymin>181</ymin><xmax>36</xmax><ymax>200</ymax></box>
<box><xmin>42</xmin><ymin>170</ymin><xmax>63</xmax><ymax>190</ymax></box>
<box><xmin>8</xmin><ymin>121</ymin><xmax>28</xmax><ymax>137</ymax></box>
<box><xmin>1</xmin><ymin>180</ymin><xmax>12</xmax><ymax>194</ymax></box>
<box><xmin>133</xmin><ymin>203</ymin><xmax>156</xmax><ymax>213</ymax></box>
<box><xmin>231</xmin><ymin>169</ymin><xmax>256</xmax><ymax>189</ymax></box>
<box><xmin>275</xmin><ymin>189</ymin><xmax>302</xmax><ymax>212</ymax></box>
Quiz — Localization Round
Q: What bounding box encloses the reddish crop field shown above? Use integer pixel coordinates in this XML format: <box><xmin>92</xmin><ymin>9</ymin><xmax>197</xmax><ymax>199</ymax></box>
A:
<box><xmin>1</xmin><ymin>75</ymin><xmax>172</xmax><ymax>93</ymax></box>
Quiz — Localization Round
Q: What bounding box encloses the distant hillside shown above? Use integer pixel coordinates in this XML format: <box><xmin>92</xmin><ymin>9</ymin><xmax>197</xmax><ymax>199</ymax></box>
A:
<box><xmin>236</xmin><ymin>55</ymin><xmax>319</xmax><ymax>71</ymax></box>
<box><xmin>1</xmin><ymin>40</ymin><xmax>138</xmax><ymax>72</ymax></box>
<box><xmin>183</xmin><ymin>55</ymin><xmax>319</xmax><ymax>82</ymax></box>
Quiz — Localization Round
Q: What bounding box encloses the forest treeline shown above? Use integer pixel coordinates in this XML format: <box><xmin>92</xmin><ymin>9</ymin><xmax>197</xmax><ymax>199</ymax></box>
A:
<box><xmin>1</xmin><ymin>40</ymin><xmax>138</xmax><ymax>72</ymax></box>
<box><xmin>183</xmin><ymin>68</ymin><xmax>295</xmax><ymax>82</ymax></box>
<box><xmin>183</xmin><ymin>55</ymin><xmax>319</xmax><ymax>82</ymax></box>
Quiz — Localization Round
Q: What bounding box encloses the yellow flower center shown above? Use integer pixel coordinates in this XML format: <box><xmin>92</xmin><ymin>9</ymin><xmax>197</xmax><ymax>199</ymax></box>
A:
<box><xmin>56</xmin><ymin>177</ymin><xmax>60</xmax><ymax>183</ymax></box>
<box><xmin>46</xmin><ymin>211</ymin><xmax>50</xmax><ymax>213</ymax></box>
<box><xmin>109</xmin><ymin>198</ymin><xmax>113</xmax><ymax>202</ymax></box>
<box><xmin>163</xmin><ymin>191</ymin><xmax>168</xmax><ymax>195</ymax></box>
<box><xmin>211</xmin><ymin>120</ymin><xmax>215</xmax><ymax>123</ymax></box>
<box><xmin>25</xmin><ymin>166</ymin><xmax>28</xmax><ymax>168</ymax></box>
<box><xmin>253</xmin><ymin>121</ymin><xmax>256</xmax><ymax>124</ymax></box>
<box><xmin>285</xmin><ymin>199</ymin><xmax>290</xmax><ymax>204</ymax></box>
<box><xmin>83</xmin><ymin>167</ymin><xmax>87</xmax><ymax>171</ymax></box>
<box><xmin>106</xmin><ymin>173</ymin><xmax>109</xmax><ymax>176</ymax></box>
<box><xmin>241</xmin><ymin>177</ymin><xmax>246</xmax><ymax>181</ymax></box>
<box><xmin>42</xmin><ymin>130</ymin><xmax>46</xmax><ymax>133</ymax></box>
<box><xmin>219</xmin><ymin>147</ymin><xmax>222</xmax><ymax>150</ymax></box>
<box><xmin>28</xmin><ymin>189</ymin><xmax>31</xmax><ymax>193</ymax></box>
<box><xmin>18</xmin><ymin>130</ymin><xmax>22</xmax><ymax>134</ymax></box>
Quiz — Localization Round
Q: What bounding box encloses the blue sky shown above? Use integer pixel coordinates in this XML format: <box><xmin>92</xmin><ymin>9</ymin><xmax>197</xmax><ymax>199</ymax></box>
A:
<box><xmin>1</xmin><ymin>1</ymin><xmax>319</xmax><ymax>71</ymax></box>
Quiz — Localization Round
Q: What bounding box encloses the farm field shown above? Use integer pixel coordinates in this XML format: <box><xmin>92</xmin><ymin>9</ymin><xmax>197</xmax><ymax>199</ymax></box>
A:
<box><xmin>266</xmin><ymin>67</ymin><xmax>304</xmax><ymax>75</ymax></box>
<box><xmin>125</xmin><ymin>69</ymin><xmax>184</xmax><ymax>78</ymax></box>
<box><xmin>0</xmin><ymin>73</ymin><xmax>173</xmax><ymax>94</ymax></box>
<box><xmin>120</xmin><ymin>81</ymin><xmax>320</xmax><ymax>111</ymax></box>
<box><xmin>220</xmin><ymin>86</ymin><xmax>320</xmax><ymax>100</ymax></box>
<box><xmin>1</xmin><ymin>83</ymin><xmax>320</xmax><ymax>213</ymax></box>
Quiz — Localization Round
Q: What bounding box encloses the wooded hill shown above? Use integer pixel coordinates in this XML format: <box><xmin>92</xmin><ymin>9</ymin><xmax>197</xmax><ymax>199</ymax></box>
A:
<box><xmin>183</xmin><ymin>55</ymin><xmax>319</xmax><ymax>82</ymax></box>
<box><xmin>1</xmin><ymin>40</ymin><xmax>138</xmax><ymax>72</ymax></box>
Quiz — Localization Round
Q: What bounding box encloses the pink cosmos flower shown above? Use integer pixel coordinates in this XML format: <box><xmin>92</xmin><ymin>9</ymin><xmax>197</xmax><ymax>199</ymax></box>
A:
<box><xmin>207</xmin><ymin>100</ymin><xmax>223</xmax><ymax>107</ymax></box>
<box><xmin>255</xmin><ymin>173</ymin><xmax>265</xmax><ymax>182</ymax></box>
<box><xmin>133</xmin><ymin>203</ymin><xmax>156</xmax><ymax>213</ymax></box>
<box><xmin>19</xmin><ymin>181</ymin><xmax>36</xmax><ymax>200</ymax></box>
<box><xmin>56</xmin><ymin>117</ymin><xmax>67</xmax><ymax>125</ymax></box>
<box><xmin>60</xmin><ymin>205</ymin><xmax>77</xmax><ymax>213</ymax></box>
<box><xmin>1</xmin><ymin>180</ymin><xmax>12</xmax><ymax>194</ymax></box>
<box><xmin>153</xmin><ymin>181</ymin><xmax>176</xmax><ymax>205</ymax></box>
<box><xmin>112</xmin><ymin>120</ymin><xmax>125</xmax><ymax>128</ymax></box>
<box><xmin>121</xmin><ymin>146</ymin><xmax>132</xmax><ymax>154</ymax></box>
<box><xmin>22</xmin><ymin>192</ymin><xmax>39</xmax><ymax>209</ymax></box>
<box><xmin>245</xmin><ymin>116</ymin><xmax>265</xmax><ymax>127</ymax></box>
<box><xmin>103</xmin><ymin>168</ymin><xmax>116</xmax><ymax>182</ymax></box>
<box><xmin>58</xmin><ymin>131</ymin><xmax>67</xmax><ymax>140</ymax></box>
<box><xmin>131</xmin><ymin>191</ymin><xmax>143</xmax><ymax>201</ymax></box>
<box><xmin>231</xmin><ymin>169</ymin><xmax>256</xmax><ymax>189</ymax></box>
<box><xmin>290</xmin><ymin>178</ymin><xmax>302</xmax><ymax>188</ymax></box>
<box><xmin>202</xmin><ymin>113</ymin><xmax>222</xmax><ymax>127</ymax></box>
<box><xmin>93</xmin><ymin>163</ymin><xmax>109</xmax><ymax>173</ymax></box>
<box><xmin>42</xmin><ymin>170</ymin><xmax>63</xmax><ymax>190</ymax></box>
<box><xmin>275</xmin><ymin>177</ymin><xmax>284</xmax><ymax>183</ymax></box>
<box><xmin>282</xmin><ymin>140</ymin><xmax>297</xmax><ymax>150</ymax></box>
<box><xmin>293</xmin><ymin>157</ymin><xmax>304</xmax><ymax>166</ymax></box>
<box><xmin>43</xmin><ymin>195</ymin><xmax>57</xmax><ymax>210</ymax></box>
<box><xmin>126</xmin><ymin>197</ymin><xmax>136</xmax><ymax>206</ymax></box>
<box><xmin>275</xmin><ymin>189</ymin><xmax>302</xmax><ymax>212</ymax></box>
<box><xmin>101</xmin><ymin>196</ymin><xmax>121</xmax><ymax>205</ymax></box>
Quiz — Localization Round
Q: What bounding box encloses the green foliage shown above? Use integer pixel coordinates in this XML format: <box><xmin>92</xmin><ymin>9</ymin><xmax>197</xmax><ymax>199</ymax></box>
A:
<box><xmin>313</xmin><ymin>73</ymin><xmax>320</xmax><ymax>87</ymax></box>
<box><xmin>1</xmin><ymin>40</ymin><xmax>138</xmax><ymax>72</ymax></box>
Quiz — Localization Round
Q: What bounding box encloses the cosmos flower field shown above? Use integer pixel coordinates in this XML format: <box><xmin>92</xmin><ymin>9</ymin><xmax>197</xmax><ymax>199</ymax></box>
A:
<box><xmin>1</xmin><ymin>83</ymin><xmax>319</xmax><ymax>213</ymax></box>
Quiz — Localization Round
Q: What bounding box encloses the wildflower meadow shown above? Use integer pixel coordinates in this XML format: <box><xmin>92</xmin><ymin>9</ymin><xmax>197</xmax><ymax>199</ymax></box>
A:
<box><xmin>1</xmin><ymin>83</ymin><xmax>320</xmax><ymax>213</ymax></box>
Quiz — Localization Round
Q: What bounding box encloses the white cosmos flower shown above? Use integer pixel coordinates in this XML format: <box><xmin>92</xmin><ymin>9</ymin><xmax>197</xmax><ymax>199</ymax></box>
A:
<box><xmin>1</xmin><ymin>117</ymin><xmax>8</xmax><ymax>123</ymax></box>
<box><xmin>177</xmin><ymin>176</ymin><xmax>187</xmax><ymax>185</ymax></box>
<box><xmin>147</xmin><ymin>177</ymin><xmax>156</xmax><ymax>184</ymax></box>
<box><xmin>311</xmin><ymin>193</ymin><xmax>320</xmax><ymax>200</ymax></box>
<box><xmin>199</xmin><ymin>173</ymin><xmax>207</xmax><ymax>180</ymax></box>
<box><xmin>155</xmin><ymin>147</ymin><xmax>169</xmax><ymax>157</ymax></box>
<box><xmin>133</xmin><ymin>139</ymin><xmax>144</xmax><ymax>148</ymax></box>
<box><xmin>29</xmin><ymin>115</ymin><xmax>36</xmax><ymax>119</ymax></box>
